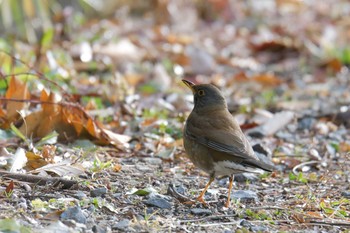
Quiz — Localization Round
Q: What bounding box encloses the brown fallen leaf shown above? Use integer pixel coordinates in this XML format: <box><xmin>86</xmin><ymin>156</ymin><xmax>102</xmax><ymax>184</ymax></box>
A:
<box><xmin>5</xmin><ymin>180</ymin><xmax>14</xmax><ymax>194</ymax></box>
<box><xmin>114</xmin><ymin>163</ymin><xmax>122</xmax><ymax>172</ymax></box>
<box><xmin>0</xmin><ymin>76</ymin><xmax>30</xmax><ymax>128</ymax></box>
<box><xmin>5</xmin><ymin>76</ymin><xmax>30</xmax><ymax>118</ymax></box>
<box><xmin>252</xmin><ymin>73</ymin><xmax>283</xmax><ymax>86</ymax></box>
<box><xmin>25</xmin><ymin>151</ymin><xmax>48</xmax><ymax>170</ymax></box>
<box><xmin>32</xmin><ymin>162</ymin><xmax>85</xmax><ymax>177</ymax></box>
<box><xmin>42</xmin><ymin>210</ymin><xmax>65</xmax><ymax>221</ymax></box>
<box><xmin>16</xmin><ymin>89</ymin><xmax>130</xmax><ymax>149</ymax></box>
<box><xmin>291</xmin><ymin>213</ymin><xmax>306</xmax><ymax>223</ymax></box>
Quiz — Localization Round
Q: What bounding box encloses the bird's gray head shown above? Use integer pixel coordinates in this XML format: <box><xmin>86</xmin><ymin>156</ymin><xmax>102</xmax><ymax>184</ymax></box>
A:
<box><xmin>182</xmin><ymin>79</ymin><xmax>227</xmax><ymax>111</ymax></box>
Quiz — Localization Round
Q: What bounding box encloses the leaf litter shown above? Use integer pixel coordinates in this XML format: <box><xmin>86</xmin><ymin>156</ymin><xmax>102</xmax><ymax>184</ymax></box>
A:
<box><xmin>0</xmin><ymin>0</ymin><xmax>350</xmax><ymax>232</ymax></box>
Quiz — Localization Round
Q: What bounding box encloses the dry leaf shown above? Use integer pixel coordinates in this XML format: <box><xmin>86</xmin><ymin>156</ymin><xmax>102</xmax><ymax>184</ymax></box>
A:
<box><xmin>9</xmin><ymin>148</ymin><xmax>27</xmax><ymax>172</ymax></box>
<box><xmin>252</xmin><ymin>73</ymin><xmax>283</xmax><ymax>86</ymax></box>
<box><xmin>33</xmin><ymin>162</ymin><xmax>85</xmax><ymax>177</ymax></box>
<box><xmin>25</xmin><ymin>151</ymin><xmax>48</xmax><ymax>170</ymax></box>
<box><xmin>0</xmin><ymin>76</ymin><xmax>31</xmax><ymax>128</ymax></box>
<box><xmin>114</xmin><ymin>163</ymin><xmax>122</xmax><ymax>172</ymax></box>
<box><xmin>5</xmin><ymin>180</ymin><xmax>14</xmax><ymax>194</ymax></box>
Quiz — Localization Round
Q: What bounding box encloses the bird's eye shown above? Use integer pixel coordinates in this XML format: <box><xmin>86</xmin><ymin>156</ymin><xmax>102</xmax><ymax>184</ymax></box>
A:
<box><xmin>198</xmin><ymin>90</ymin><xmax>205</xmax><ymax>96</ymax></box>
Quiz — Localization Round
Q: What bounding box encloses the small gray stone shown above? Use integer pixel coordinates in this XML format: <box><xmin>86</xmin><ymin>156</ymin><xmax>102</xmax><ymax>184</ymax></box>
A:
<box><xmin>252</xmin><ymin>143</ymin><xmax>270</xmax><ymax>156</ymax></box>
<box><xmin>240</xmin><ymin>219</ymin><xmax>269</xmax><ymax>232</ymax></box>
<box><xmin>60</xmin><ymin>206</ymin><xmax>86</xmax><ymax>224</ymax></box>
<box><xmin>87</xmin><ymin>204</ymin><xmax>95</xmax><ymax>212</ymax></box>
<box><xmin>143</xmin><ymin>157</ymin><xmax>162</xmax><ymax>165</ymax></box>
<box><xmin>255</xmin><ymin>152</ymin><xmax>275</xmax><ymax>168</ymax></box>
<box><xmin>298</xmin><ymin>117</ymin><xmax>315</xmax><ymax>130</ymax></box>
<box><xmin>74</xmin><ymin>191</ymin><xmax>87</xmax><ymax>200</ymax></box>
<box><xmin>113</xmin><ymin>193</ymin><xmax>122</xmax><ymax>198</ymax></box>
<box><xmin>144</xmin><ymin>197</ymin><xmax>172</xmax><ymax>209</ymax></box>
<box><xmin>90</xmin><ymin>187</ymin><xmax>107</xmax><ymax>197</ymax></box>
<box><xmin>92</xmin><ymin>225</ymin><xmax>106</xmax><ymax>233</ymax></box>
<box><xmin>234</xmin><ymin>173</ymin><xmax>258</xmax><ymax>183</ymax></box>
<box><xmin>175</xmin><ymin>184</ymin><xmax>187</xmax><ymax>195</ymax></box>
<box><xmin>232</xmin><ymin>190</ymin><xmax>258</xmax><ymax>202</ymax></box>
<box><xmin>113</xmin><ymin>219</ymin><xmax>130</xmax><ymax>231</ymax></box>
<box><xmin>341</xmin><ymin>191</ymin><xmax>350</xmax><ymax>198</ymax></box>
<box><xmin>190</xmin><ymin>208</ymin><xmax>212</xmax><ymax>215</ymax></box>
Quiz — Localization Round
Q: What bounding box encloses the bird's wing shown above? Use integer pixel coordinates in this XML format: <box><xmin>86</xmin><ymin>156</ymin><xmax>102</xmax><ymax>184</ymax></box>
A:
<box><xmin>185</xmin><ymin>110</ymin><xmax>274</xmax><ymax>171</ymax></box>
<box><xmin>185</xmin><ymin>124</ymin><xmax>252</xmax><ymax>159</ymax></box>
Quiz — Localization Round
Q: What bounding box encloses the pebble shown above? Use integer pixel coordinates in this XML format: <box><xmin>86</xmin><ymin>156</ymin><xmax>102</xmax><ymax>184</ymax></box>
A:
<box><xmin>341</xmin><ymin>191</ymin><xmax>350</xmax><ymax>198</ymax></box>
<box><xmin>252</xmin><ymin>143</ymin><xmax>270</xmax><ymax>156</ymax></box>
<box><xmin>191</xmin><ymin>208</ymin><xmax>212</xmax><ymax>215</ymax></box>
<box><xmin>248</xmin><ymin>111</ymin><xmax>294</xmax><ymax>137</ymax></box>
<box><xmin>255</xmin><ymin>152</ymin><xmax>274</xmax><ymax>168</ymax></box>
<box><xmin>17</xmin><ymin>197</ymin><xmax>27</xmax><ymax>208</ymax></box>
<box><xmin>90</xmin><ymin>187</ymin><xmax>107</xmax><ymax>197</ymax></box>
<box><xmin>143</xmin><ymin>157</ymin><xmax>162</xmax><ymax>165</ymax></box>
<box><xmin>144</xmin><ymin>197</ymin><xmax>172</xmax><ymax>209</ymax></box>
<box><xmin>232</xmin><ymin>190</ymin><xmax>258</xmax><ymax>202</ymax></box>
<box><xmin>298</xmin><ymin>117</ymin><xmax>315</xmax><ymax>130</ymax></box>
<box><xmin>240</xmin><ymin>219</ymin><xmax>269</xmax><ymax>232</ymax></box>
<box><xmin>175</xmin><ymin>184</ymin><xmax>187</xmax><ymax>195</ymax></box>
<box><xmin>112</xmin><ymin>219</ymin><xmax>130</xmax><ymax>231</ymax></box>
<box><xmin>92</xmin><ymin>225</ymin><xmax>106</xmax><ymax>233</ymax></box>
<box><xmin>234</xmin><ymin>173</ymin><xmax>258</xmax><ymax>183</ymax></box>
<box><xmin>74</xmin><ymin>191</ymin><xmax>87</xmax><ymax>200</ymax></box>
<box><xmin>60</xmin><ymin>206</ymin><xmax>86</xmax><ymax>224</ymax></box>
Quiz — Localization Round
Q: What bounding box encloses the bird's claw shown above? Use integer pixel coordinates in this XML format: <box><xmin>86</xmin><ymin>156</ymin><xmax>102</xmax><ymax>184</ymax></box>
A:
<box><xmin>182</xmin><ymin>197</ymin><xmax>208</xmax><ymax>206</ymax></box>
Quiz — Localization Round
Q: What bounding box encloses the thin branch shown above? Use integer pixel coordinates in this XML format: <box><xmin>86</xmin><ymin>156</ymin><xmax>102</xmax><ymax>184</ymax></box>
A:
<box><xmin>179</xmin><ymin>214</ymin><xmax>237</xmax><ymax>223</ymax></box>
<box><xmin>0</xmin><ymin>171</ymin><xmax>78</xmax><ymax>189</ymax></box>
<box><xmin>292</xmin><ymin>161</ymin><xmax>322</xmax><ymax>175</ymax></box>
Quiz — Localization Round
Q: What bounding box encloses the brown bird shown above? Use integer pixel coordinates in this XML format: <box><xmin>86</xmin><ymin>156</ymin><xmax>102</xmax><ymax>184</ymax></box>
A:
<box><xmin>182</xmin><ymin>79</ymin><xmax>274</xmax><ymax>207</ymax></box>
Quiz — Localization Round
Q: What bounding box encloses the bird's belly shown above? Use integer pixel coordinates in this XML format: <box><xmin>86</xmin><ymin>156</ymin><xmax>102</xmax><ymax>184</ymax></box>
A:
<box><xmin>183</xmin><ymin>137</ymin><xmax>214</xmax><ymax>174</ymax></box>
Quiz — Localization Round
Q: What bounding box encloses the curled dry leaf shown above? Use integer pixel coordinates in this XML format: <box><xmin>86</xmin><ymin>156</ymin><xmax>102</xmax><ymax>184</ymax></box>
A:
<box><xmin>114</xmin><ymin>163</ymin><xmax>122</xmax><ymax>172</ymax></box>
<box><xmin>15</xmin><ymin>89</ymin><xmax>130</xmax><ymax>149</ymax></box>
<box><xmin>252</xmin><ymin>73</ymin><xmax>283</xmax><ymax>86</ymax></box>
<box><xmin>0</xmin><ymin>76</ymin><xmax>30</xmax><ymax>128</ymax></box>
<box><xmin>25</xmin><ymin>151</ymin><xmax>49</xmax><ymax>170</ymax></box>
<box><xmin>5</xmin><ymin>180</ymin><xmax>14</xmax><ymax>194</ymax></box>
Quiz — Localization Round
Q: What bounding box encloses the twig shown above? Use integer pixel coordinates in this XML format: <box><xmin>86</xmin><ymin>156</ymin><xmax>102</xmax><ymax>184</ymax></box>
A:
<box><xmin>0</xmin><ymin>171</ymin><xmax>78</xmax><ymax>189</ymax></box>
<box><xmin>179</xmin><ymin>214</ymin><xmax>237</xmax><ymax>223</ymax></box>
<box><xmin>0</xmin><ymin>97</ymin><xmax>80</xmax><ymax>108</ymax></box>
<box><xmin>250</xmin><ymin>206</ymin><xmax>286</xmax><ymax>210</ymax></box>
<box><xmin>197</xmin><ymin>221</ymin><xmax>240</xmax><ymax>227</ymax></box>
<box><xmin>308</xmin><ymin>220</ymin><xmax>350</xmax><ymax>227</ymax></box>
<box><xmin>167</xmin><ymin>183</ymin><xmax>192</xmax><ymax>203</ymax></box>
<box><xmin>292</xmin><ymin>161</ymin><xmax>321</xmax><ymax>175</ymax></box>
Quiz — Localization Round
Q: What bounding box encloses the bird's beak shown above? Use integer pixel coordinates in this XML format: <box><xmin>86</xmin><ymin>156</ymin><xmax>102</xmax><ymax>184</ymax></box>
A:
<box><xmin>182</xmin><ymin>79</ymin><xmax>195</xmax><ymax>93</ymax></box>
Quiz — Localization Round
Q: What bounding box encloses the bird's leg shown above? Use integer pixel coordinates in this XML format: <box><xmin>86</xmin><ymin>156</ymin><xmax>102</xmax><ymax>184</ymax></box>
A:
<box><xmin>196</xmin><ymin>175</ymin><xmax>215</xmax><ymax>205</ymax></box>
<box><xmin>225</xmin><ymin>175</ymin><xmax>234</xmax><ymax>208</ymax></box>
<box><xmin>183</xmin><ymin>175</ymin><xmax>215</xmax><ymax>206</ymax></box>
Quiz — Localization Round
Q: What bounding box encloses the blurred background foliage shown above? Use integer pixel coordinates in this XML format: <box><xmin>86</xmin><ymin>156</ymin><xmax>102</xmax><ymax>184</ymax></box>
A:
<box><xmin>0</xmin><ymin>0</ymin><xmax>230</xmax><ymax>44</ymax></box>
<box><xmin>0</xmin><ymin>0</ymin><xmax>161</xmax><ymax>43</ymax></box>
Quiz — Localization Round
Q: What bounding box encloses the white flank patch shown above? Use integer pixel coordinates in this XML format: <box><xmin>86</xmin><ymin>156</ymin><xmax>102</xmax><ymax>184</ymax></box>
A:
<box><xmin>214</xmin><ymin>160</ymin><xmax>264</xmax><ymax>176</ymax></box>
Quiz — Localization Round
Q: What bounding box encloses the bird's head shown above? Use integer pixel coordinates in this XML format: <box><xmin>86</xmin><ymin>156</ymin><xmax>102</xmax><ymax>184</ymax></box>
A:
<box><xmin>182</xmin><ymin>79</ymin><xmax>227</xmax><ymax>111</ymax></box>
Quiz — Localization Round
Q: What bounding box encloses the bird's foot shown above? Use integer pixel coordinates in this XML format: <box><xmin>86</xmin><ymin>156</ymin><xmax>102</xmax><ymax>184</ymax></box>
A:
<box><xmin>196</xmin><ymin>196</ymin><xmax>208</xmax><ymax>206</ymax></box>
<box><xmin>182</xmin><ymin>196</ymin><xmax>208</xmax><ymax>206</ymax></box>
<box><xmin>183</xmin><ymin>200</ymin><xmax>196</xmax><ymax>206</ymax></box>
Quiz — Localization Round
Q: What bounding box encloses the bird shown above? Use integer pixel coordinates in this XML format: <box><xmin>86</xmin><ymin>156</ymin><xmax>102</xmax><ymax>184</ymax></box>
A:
<box><xmin>182</xmin><ymin>79</ymin><xmax>274</xmax><ymax>207</ymax></box>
